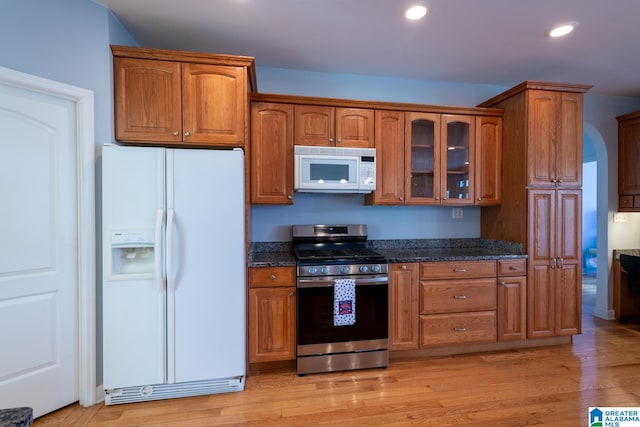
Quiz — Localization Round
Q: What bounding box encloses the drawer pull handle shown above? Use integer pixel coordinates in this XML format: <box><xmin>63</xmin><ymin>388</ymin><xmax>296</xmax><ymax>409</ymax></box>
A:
<box><xmin>453</xmin><ymin>327</ymin><xmax>467</xmax><ymax>332</ymax></box>
<box><xmin>509</xmin><ymin>266</ymin><xmax>518</xmax><ymax>270</ymax></box>
<box><xmin>453</xmin><ymin>268</ymin><xmax>467</xmax><ymax>273</ymax></box>
<box><xmin>454</xmin><ymin>295</ymin><xmax>467</xmax><ymax>299</ymax></box>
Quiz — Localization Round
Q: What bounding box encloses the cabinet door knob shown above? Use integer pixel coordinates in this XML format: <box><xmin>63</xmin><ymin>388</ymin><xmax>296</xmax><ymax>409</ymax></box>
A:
<box><xmin>401</xmin><ymin>265</ymin><xmax>407</xmax><ymax>270</ymax></box>
<box><xmin>399</xmin><ymin>197</ymin><xmax>404</xmax><ymax>202</ymax></box>
<box><xmin>270</xmin><ymin>275</ymin><xmax>276</xmax><ymax>280</ymax></box>
<box><xmin>500</xmin><ymin>281</ymin><xmax>507</xmax><ymax>286</ymax></box>
<box><xmin>329</xmin><ymin>138</ymin><xmax>334</xmax><ymax>143</ymax></box>
<box><xmin>287</xmin><ymin>195</ymin><xmax>292</xmax><ymax>200</ymax></box>
<box><xmin>184</xmin><ymin>131</ymin><xmax>190</xmax><ymax>137</ymax></box>
<box><xmin>173</xmin><ymin>131</ymin><xmax>180</xmax><ymax>136</ymax></box>
<box><xmin>289</xmin><ymin>291</ymin><xmax>295</xmax><ymax>297</ymax></box>
<box><xmin>477</xmin><ymin>197</ymin><xmax>482</xmax><ymax>201</ymax></box>
<box><xmin>337</xmin><ymin>138</ymin><xmax>342</xmax><ymax>143</ymax></box>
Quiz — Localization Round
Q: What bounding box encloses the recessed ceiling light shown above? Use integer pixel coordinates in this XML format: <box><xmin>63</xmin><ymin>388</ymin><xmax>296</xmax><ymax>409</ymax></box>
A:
<box><xmin>548</xmin><ymin>22</ymin><xmax>578</xmax><ymax>38</ymax></box>
<box><xmin>405</xmin><ymin>5</ymin><xmax>428</xmax><ymax>21</ymax></box>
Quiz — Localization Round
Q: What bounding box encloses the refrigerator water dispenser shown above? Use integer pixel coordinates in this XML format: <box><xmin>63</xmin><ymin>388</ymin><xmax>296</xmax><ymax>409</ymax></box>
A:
<box><xmin>109</xmin><ymin>229</ymin><xmax>155</xmax><ymax>278</ymax></box>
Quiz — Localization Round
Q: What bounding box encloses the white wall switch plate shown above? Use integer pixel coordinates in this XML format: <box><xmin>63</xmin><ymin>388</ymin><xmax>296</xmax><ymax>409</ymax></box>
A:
<box><xmin>452</xmin><ymin>207</ymin><xmax>463</xmax><ymax>219</ymax></box>
<box><xmin>613</xmin><ymin>212</ymin><xmax>628</xmax><ymax>223</ymax></box>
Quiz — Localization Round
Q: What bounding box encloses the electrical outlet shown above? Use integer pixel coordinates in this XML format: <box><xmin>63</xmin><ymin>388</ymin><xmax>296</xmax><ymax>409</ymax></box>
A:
<box><xmin>613</xmin><ymin>212</ymin><xmax>628</xmax><ymax>223</ymax></box>
<box><xmin>452</xmin><ymin>207</ymin><xmax>463</xmax><ymax>219</ymax></box>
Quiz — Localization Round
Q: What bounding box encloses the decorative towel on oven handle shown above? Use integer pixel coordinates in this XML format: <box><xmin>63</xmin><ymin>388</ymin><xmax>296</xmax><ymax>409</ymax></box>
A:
<box><xmin>334</xmin><ymin>278</ymin><xmax>356</xmax><ymax>326</ymax></box>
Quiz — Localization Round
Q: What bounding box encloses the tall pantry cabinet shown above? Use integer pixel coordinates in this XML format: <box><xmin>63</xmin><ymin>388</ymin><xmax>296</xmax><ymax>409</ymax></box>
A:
<box><xmin>478</xmin><ymin>81</ymin><xmax>591</xmax><ymax>339</ymax></box>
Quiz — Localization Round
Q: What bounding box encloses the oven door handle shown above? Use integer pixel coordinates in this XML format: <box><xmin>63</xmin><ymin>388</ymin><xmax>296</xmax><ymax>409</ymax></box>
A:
<box><xmin>297</xmin><ymin>276</ymin><xmax>388</xmax><ymax>288</ymax></box>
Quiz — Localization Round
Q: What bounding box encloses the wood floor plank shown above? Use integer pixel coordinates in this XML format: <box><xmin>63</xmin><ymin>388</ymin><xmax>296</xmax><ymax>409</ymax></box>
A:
<box><xmin>33</xmin><ymin>303</ymin><xmax>640</xmax><ymax>426</ymax></box>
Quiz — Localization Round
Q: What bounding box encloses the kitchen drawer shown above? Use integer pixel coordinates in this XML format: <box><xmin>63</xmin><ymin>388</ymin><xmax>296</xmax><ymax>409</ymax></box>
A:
<box><xmin>420</xmin><ymin>278</ymin><xmax>496</xmax><ymax>314</ymax></box>
<box><xmin>248</xmin><ymin>267</ymin><xmax>296</xmax><ymax>287</ymax></box>
<box><xmin>420</xmin><ymin>260</ymin><xmax>496</xmax><ymax>280</ymax></box>
<box><xmin>497</xmin><ymin>259</ymin><xmax>527</xmax><ymax>276</ymax></box>
<box><xmin>419</xmin><ymin>311</ymin><xmax>496</xmax><ymax>347</ymax></box>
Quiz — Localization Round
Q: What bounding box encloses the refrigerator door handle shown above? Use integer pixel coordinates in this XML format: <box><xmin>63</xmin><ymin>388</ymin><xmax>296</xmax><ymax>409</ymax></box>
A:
<box><xmin>154</xmin><ymin>208</ymin><xmax>165</xmax><ymax>289</ymax></box>
<box><xmin>166</xmin><ymin>208</ymin><xmax>176</xmax><ymax>383</ymax></box>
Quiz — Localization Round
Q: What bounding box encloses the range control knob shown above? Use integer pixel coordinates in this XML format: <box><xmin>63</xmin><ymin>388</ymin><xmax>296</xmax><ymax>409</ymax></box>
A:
<box><xmin>371</xmin><ymin>264</ymin><xmax>381</xmax><ymax>273</ymax></box>
<box><xmin>340</xmin><ymin>266</ymin><xmax>350</xmax><ymax>274</ymax></box>
<box><xmin>359</xmin><ymin>265</ymin><xmax>369</xmax><ymax>273</ymax></box>
<box><xmin>308</xmin><ymin>267</ymin><xmax>318</xmax><ymax>275</ymax></box>
<box><xmin>320</xmin><ymin>267</ymin><xmax>330</xmax><ymax>274</ymax></box>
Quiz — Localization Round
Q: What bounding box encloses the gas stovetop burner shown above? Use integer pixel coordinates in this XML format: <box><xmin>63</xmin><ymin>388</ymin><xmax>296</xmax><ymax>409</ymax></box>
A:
<box><xmin>294</xmin><ymin>247</ymin><xmax>385</xmax><ymax>262</ymax></box>
<box><xmin>292</xmin><ymin>224</ymin><xmax>385</xmax><ymax>264</ymax></box>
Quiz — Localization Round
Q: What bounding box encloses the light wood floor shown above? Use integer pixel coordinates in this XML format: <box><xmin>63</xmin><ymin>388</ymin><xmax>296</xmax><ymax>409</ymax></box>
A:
<box><xmin>34</xmin><ymin>292</ymin><xmax>640</xmax><ymax>426</ymax></box>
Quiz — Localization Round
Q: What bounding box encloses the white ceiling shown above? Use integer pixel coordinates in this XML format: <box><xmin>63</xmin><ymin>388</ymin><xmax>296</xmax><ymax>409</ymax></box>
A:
<box><xmin>94</xmin><ymin>0</ymin><xmax>640</xmax><ymax>97</ymax></box>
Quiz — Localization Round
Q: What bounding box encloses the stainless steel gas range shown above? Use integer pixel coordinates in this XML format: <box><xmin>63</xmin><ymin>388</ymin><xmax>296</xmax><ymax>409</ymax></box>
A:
<box><xmin>292</xmin><ymin>224</ymin><xmax>389</xmax><ymax>375</ymax></box>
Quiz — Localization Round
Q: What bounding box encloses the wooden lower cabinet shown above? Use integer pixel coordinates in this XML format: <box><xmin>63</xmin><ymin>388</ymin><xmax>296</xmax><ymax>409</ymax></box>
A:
<box><xmin>527</xmin><ymin>189</ymin><xmax>582</xmax><ymax>338</ymax></box>
<box><xmin>388</xmin><ymin>263</ymin><xmax>419</xmax><ymax>350</ymax></box>
<box><xmin>418</xmin><ymin>260</ymin><xmax>497</xmax><ymax>348</ymax></box>
<box><xmin>420</xmin><ymin>311</ymin><xmax>496</xmax><ymax>347</ymax></box>
<box><xmin>497</xmin><ymin>275</ymin><xmax>527</xmax><ymax>341</ymax></box>
<box><xmin>248</xmin><ymin>267</ymin><xmax>296</xmax><ymax>363</ymax></box>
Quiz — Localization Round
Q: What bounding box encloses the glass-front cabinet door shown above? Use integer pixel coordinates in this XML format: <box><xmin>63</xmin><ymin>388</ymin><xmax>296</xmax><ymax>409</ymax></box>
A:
<box><xmin>405</xmin><ymin>112</ymin><xmax>440</xmax><ymax>204</ymax></box>
<box><xmin>442</xmin><ymin>115</ymin><xmax>475</xmax><ymax>205</ymax></box>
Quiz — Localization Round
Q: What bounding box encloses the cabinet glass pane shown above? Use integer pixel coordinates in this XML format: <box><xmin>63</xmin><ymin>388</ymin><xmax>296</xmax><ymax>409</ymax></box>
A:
<box><xmin>410</xmin><ymin>119</ymin><xmax>435</xmax><ymax>198</ymax></box>
<box><xmin>446</xmin><ymin>121</ymin><xmax>470</xmax><ymax>200</ymax></box>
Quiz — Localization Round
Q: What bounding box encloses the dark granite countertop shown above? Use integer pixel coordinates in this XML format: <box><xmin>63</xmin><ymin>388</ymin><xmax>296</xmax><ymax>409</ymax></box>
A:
<box><xmin>379</xmin><ymin>247</ymin><xmax>525</xmax><ymax>263</ymax></box>
<box><xmin>248</xmin><ymin>238</ymin><xmax>526</xmax><ymax>268</ymax></box>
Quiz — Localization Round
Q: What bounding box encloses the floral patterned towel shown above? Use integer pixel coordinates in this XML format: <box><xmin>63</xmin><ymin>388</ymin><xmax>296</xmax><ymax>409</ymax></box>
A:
<box><xmin>334</xmin><ymin>278</ymin><xmax>356</xmax><ymax>326</ymax></box>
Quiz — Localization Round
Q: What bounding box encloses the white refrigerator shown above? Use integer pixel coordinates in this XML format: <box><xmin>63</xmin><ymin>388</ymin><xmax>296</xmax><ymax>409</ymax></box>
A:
<box><xmin>102</xmin><ymin>144</ymin><xmax>245</xmax><ymax>404</ymax></box>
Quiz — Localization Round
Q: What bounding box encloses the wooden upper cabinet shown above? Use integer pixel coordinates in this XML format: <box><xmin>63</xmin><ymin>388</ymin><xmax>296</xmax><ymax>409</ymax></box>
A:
<box><xmin>335</xmin><ymin>108</ymin><xmax>375</xmax><ymax>147</ymax></box>
<box><xmin>365</xmin><ymin>110</ymin><xmax>405</xmax><ymax>205</ymax></box>
<box><xmin>405</xmin><ymin>112</ymin><xmax>484</xmax><ymax>206</ymax></box>
<box><xmin>617</xmin><ymin>111</ymin><xmax>640</xmax><ymax>211</ymax></box>
<box><xmin>114</xmin><ymin>57</ymin><xmax>182</xmax><ymax>143</ymax></box>
<box><xmin>112</xmin><ymin>45</ymin><xmax>255</xmax><ymax>147</ymax></box>
<box><xmin>475</xmin><ymin>116</ymin><xmax>502</xmax><ymax>205</ymax></box>
<box><xmin>405</xmin><ymin>112</ymin><xmax>441</xmax><ymax>204</ymax></box>
<box><xmin>294</xmin><ymin>105</ymin><xmax>374</xmax><ymax>147</ymax></box>
<box><xmin>182</xmin><ymin>63</ymin><xmax>246</xmax><ymax>146</ymax></box>
<box><xmin>250</xmin><ymin>102</ymin><xmax>294</xmax><ymax>204</ymax></box>
<box><xmin>527</xmin><ymin>90</ymin><xmax>583</xmax><ymax>187</ymax></box>
<box><xmin>294</xmin><ymin>105</ymin><xmax>333</xmax><ymax>146</ymax></box>
<box><xmin>441</xmin><ymin>114</ymin><xmax>475</xmax><ymax>205</ymax></box>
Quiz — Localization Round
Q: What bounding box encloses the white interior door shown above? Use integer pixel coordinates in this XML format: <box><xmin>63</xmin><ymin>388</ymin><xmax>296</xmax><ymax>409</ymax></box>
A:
<box><xmin>0</xmin><ymin>81</ymin><xmax>79</xmax><ymax>416</ymax></box>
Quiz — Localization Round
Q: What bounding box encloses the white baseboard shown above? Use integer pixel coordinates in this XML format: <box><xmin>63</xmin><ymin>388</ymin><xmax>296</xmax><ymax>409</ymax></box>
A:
<box><xmin>592</xmin><ymin>307</ymin><xmax>615</xmax><ymax>320</ymax></box>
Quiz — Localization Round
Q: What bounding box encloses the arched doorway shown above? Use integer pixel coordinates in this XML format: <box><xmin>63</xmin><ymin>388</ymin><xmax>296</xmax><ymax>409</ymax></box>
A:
<box><xmin>583</xmin><ymin>122</ymin><xmax>614</xmax><ymax>319</ymax></box>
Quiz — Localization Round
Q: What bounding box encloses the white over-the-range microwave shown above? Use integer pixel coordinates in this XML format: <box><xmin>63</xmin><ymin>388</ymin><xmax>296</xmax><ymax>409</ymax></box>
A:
<box><xmin>294</xmin><ymin>145</ymin><xmax>376</xmax><ymax>193</ymax></box>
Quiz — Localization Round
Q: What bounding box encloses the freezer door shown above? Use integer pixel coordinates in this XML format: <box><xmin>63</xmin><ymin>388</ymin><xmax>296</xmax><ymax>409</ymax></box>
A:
<box><xmin>166</xmin><ymin>148</ymin><xmax>246</xmax><ymax>383</ymax></box>
<box><xmin>102</xmin><ymin>145</ymin><xmax>167</xmax><ymax>390</ymax></box>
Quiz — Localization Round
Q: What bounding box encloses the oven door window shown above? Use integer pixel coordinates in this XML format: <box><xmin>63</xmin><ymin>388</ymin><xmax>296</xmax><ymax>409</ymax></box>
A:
<box><xmin>297</xmin><ymin>283</ymin><xmax>388</xmax><ymax>345</ymax></box>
